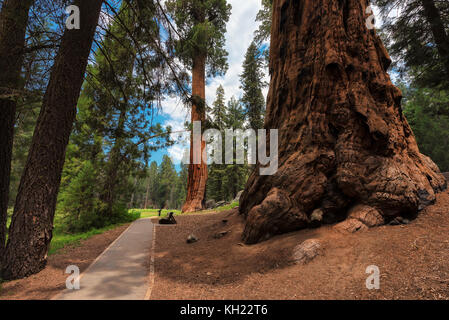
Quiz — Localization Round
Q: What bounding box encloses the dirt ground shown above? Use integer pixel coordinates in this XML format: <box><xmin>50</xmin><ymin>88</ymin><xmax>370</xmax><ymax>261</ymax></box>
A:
<box><xmin>151</xmin><ymin>192</ymin><xmax>449</xmax><ymax>300</ymax></box>
<box><xmin>1</xmin><ymin>191</ymin><xmax>448</xmax><ymax>300</ymax></box>
<box><xmin>0</xmin><ymin>224</ymin><xmax>130</xmax><ymax>300</ymax></box>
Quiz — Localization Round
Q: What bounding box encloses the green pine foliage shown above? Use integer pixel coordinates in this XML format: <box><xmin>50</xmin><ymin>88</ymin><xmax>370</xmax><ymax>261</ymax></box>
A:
<box><xmin>58</xmin><ymin>161</ymin><xmax>102</xmax><ymax>232</ymax></box>
<box><xmin>402</xmin><ymin>86</ymin><xmax>449</xmax><ymax>172</ymax></box>
<box><xmin>240</xmin><ymin>41</ymin><xmax>266</xmax><ymax>130</ymax></box>
<box><xmin>374</xmin><ymin>0</ymin><xmax>449</xmax><ymax>88</ymax></box>
<box><xmin>129</xmin><ymin>159</ymin><xmax>187</xmax><ymax>211</ymax></box>
<box><xmin>210</xmin><ymin>85</ymin><xmax>227</xmax><ymax>129</ymax></box>
<box><xmin>55</xmin><ymin>3</ymin><xmax>174</xmax><ymax>230</ymax></box>
<box><xmin>254</xmin><ymin>0</ymin><xmax>272</xmax><ymax>62</ymax></box>
<box><xmin>207</xmin><ymin>90</ymin><xmax>250</xmax><ymax>202</ymax></box>
<box><xmin>165</xmin><ymin>0</ymin><xmax>232</xmax><ymax>77</ymax></box>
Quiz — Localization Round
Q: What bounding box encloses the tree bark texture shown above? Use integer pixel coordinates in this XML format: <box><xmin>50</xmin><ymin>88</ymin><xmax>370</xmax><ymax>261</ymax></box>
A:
<box><xmin>0</xmin><ymin>0</ymin><xmax>34</xmax><ymax>267</ymax></box>
<box><xmin>1</xmin><ymin>0</ymin><xmax>103</xmax><ymax>280</ymax></box>
<box><xmin>182</xmin><ymin>54</ymin><xmax>208</xmax><ymax>213</ymax></box>
<box><xmin>239</xmin><ymin>0</ymin><xmax>447</xmax><ymax>244</ymax></box>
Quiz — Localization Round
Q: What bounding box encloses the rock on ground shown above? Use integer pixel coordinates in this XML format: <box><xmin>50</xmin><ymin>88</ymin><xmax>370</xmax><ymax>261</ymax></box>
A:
<box><xmin>334</xmin><ymin>219</ymin><xmax>369</xmax><ymax>234</ymax></box>
<box><xmin>233</xmin><ymin>190</ymin><xmax>244</xmax><ymax>203</ymax></box>
<box><xmin>291</xmin><ymin>239</ymin><xmax>323</xmax><ymax>264</ymax></box>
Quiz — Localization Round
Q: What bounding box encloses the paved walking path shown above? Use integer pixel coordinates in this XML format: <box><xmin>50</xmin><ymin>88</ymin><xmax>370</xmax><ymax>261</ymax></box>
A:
<box><xmin>56</xmin><ymin>218</ymin><xmax>154</xmax><ymax>300</ymax></box>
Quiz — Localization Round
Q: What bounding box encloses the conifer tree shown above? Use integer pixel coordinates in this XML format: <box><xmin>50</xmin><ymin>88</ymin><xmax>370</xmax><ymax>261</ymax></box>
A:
<box><xmin>374</xmin><ymin>0</ymin><xmax>449</xmax><ymax>88</ymax></box>
<box><xmin>210</xmin><ymin>85</ymin><xmax>226</xmax><ymax>130</ymax></box>
<box><xmin>2</xmin><ymin>0</ymin><xmax>104</xmax><ymax>280</ymax></box>
<box><xmin>166</xmin><ymin>0</ymin><xmax>231</xmax><ymax>212</ymax></box>
<box><xmin>0</xmin><ymin>0</ymin><xmax>34</xmax><ymax>268</ymax></box>
<box><xmin>240</xmin><ymin>41</ymin><xmax>266</xmax><ymax>130</ymax></box>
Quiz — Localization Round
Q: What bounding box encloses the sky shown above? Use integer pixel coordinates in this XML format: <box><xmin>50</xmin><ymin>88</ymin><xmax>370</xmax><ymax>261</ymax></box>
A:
<box><xmin>150</xmin><ymin>0</ymin><xmax>266</xmax><ymax>168</ymax></box>
<box><xmin>150</xmin><ymin>2</ymin><xmax>383</xmax><ymax>169</ymax></box>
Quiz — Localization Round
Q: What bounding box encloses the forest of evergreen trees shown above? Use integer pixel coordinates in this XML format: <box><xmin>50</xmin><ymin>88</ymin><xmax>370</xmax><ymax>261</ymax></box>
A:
<box><xmin>3</xmin><ymin>0</ymin><xmax>266</xmax><ymax>238</ymax></box>
<box><xmin>0</xmin><ymin>0</ymin><xmax>448</xmax><ymax>279</ymax></box>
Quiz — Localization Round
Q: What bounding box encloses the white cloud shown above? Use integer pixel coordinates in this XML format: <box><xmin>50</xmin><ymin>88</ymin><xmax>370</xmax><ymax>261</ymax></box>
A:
<box><xmin>162</xmin><ymin>0</ymin><xmax>263</xmax><ymax>165</ymax></box>
<box><xmin>207</xmin><ymin>0</ymin><xmax>263</xmax><ymax>104</ymax></box>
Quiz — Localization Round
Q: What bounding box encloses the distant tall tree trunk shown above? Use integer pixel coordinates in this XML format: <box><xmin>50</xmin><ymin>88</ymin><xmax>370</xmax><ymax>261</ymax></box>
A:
<box><xmin>239</xmin><ymin>0</ymin><xmax>447</xmax><ymax>244</ymax></box>
<box><xmin>128</xmin><ymin>176</ymin><xmax>138</xmax><ymax>209</ymax></box>
<box><xmin>100</xmin><ymin>109</ymin><xmax>126</xmax><ymax>215</ymax></box>
<box><xmin>2</xmin><ymin>0</ymin><xmax>103</xmax><ymax>280</ymax></box>
<box><xmin>421</xmin><ymin>0</ymin><xmax>449</xmax><ymax>75</ymax></box>
<box><xmin>144</xmin><ymin>179</ymin><xmax>150</xmax><ymax>209</ymax></box>
<box><xmin>182</xmin><ymin>54</ymin><xmax>208</xmax><ymax>213</ymax></box>
<box><xmin>0</xmin><ymin>0</ymin><xmax>34</xmax><ymax>269</ymax></box>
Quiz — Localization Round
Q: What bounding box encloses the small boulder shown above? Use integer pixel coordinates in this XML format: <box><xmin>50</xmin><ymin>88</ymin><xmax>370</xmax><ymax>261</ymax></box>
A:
<box><xmin>205</xmin><ymin>199</ymin><xmax>216</xmax><ymax>209</ymax></box>
<box><xmin>348</xmin><ymin>205</ymin><xmax>384</xmax><ymax>228</ymax></box>
<box><xmin>233</xmin><ymin>190</ymin><xmax>244</xmax><ymax>203</ymax></box>
<box><xmin>187</xmin><ymin>234</ymin><xmax>198</xmax><ymax>244</ymax></box>
<box><xmin>310</xmin><ymin>209</ymin><xmax>324</xmax><ymax>228</ymax></box>
<box><xmin>214</xmin><ymin>200</ymin><xmax>227</xmax><ymax>208</ymax></box>
<box><xmin>389</xmin><ymin>216</ymin><xmax>411</xmax><ymax>226</ymax></box>
<box><xmin>213</xmin><ymin>230</ymin><xmax>231</xmax><ymax>239</ymax></box>
<box><xmin>291</xmin><ymin>239</ymin><xmax>323</xmax><ymax>264</ymax></box>
<box><xmin>334</xmin><ymin>218</ymin><xmax>368</xmax><ymax>233</ymax></box>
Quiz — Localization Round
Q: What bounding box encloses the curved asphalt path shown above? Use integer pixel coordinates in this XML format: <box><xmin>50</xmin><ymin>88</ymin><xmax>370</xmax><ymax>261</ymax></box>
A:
<box><xmin>55</xmin><ymin>218</ymin><xmax>155</xmax><ymax>300</ymax></box>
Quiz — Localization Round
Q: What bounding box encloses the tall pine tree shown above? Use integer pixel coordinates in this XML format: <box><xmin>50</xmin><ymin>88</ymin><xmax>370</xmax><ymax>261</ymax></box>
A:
<box><xmin>2</xmin><ymin>0</ymin><xmax>104</xmax><ymax>280</ymax></box>
<box><xmin>0</xmin><ymin>0</ymin><xmax>34</xmax><ymax>269</ymax></box>
<box><xmin>240</xmin><ymin>41</ymin><xmax>266</xmax><ymax>130</ymax></box>
<box><xmin>166</xmin><ymin>0</ymin><xmax>231</xmax><ymax>212</ymax></box>
<box><xmin>374</xmin><ymin>0</ymin><xmax>449</xmax><ymax>88</ymax></box>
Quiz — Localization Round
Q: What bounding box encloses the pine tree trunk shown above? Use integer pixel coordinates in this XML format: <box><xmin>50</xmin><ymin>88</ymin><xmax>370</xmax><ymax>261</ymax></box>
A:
<box><xmin>1</xmin><ymin>0</ymin><xmax>103</xmax><ymax>280</ymax></box>
<box><xmin>421</xmin><ymin>0</ymin><xmax>449</xmax><ymax>76</ymax></box>
<box><xmin>182</xmin><ymin>54</ymin><xmax>208</xmax><ymax>213</ymax></box>
<box><xmin>0</xmin><ymin>0</ymin><xmax>34</xmax><ymax>268</ymax></box>
<box><xmin>128</xmin><ymin>177</ymin><xmax>138</xmax><ymax>209</ymax></box>
<box><xmin>144</xmin><ymin>179</ymin><xmax>150</xmax><ymax>209</ymax></box>
<box><xmin>100</xmin><ymin>110</ymin><xmax>126</xmax><ymax>216</ymax></box>
<box><xmin>239</xmin><ymin>0</ymin><xmax>447</xmax><ymax>244</ymax></box>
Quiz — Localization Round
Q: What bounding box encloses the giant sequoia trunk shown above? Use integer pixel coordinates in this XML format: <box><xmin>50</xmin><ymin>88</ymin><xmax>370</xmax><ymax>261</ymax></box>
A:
<box><xmin>1</xmin><ymin>0</ymin><xmax>103</xmax><ymax>280</ymax></box>
<box><xmin>0</xmin><ymin>0</ymin><xmax>34</xmax><ymax>267</ymax></box>
<box><xmin>239</xmin><ymin>0</ymin><xmax>447</xmax><ymax>244</ymax></box>
<box><xmin>182</xmin><ymin>54</ymin><xmax>208</xmax><ymax>213</ymax></box>
<box><xmin>420</xmin><ymin>0</ymin><xmax>449</xmax><ymax>76</ymax></box>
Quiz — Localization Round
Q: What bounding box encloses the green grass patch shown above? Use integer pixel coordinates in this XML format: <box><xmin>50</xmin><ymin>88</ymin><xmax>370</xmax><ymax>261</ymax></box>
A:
<box><xmin>5</xmin><ymin>207</ymin><xmax>141</xmax><ymax>256</ymax></box>
<box><xmin>215</xmin><ymin>202</ymin><xmax>239</xmax><ymax>211</ymax></box>
<box><xmin>129</xmin><ymin>201</ymin><xmax>239</xmax><ymax>219</ymax></box>
<box><xmin>129</xmin><ymin>208</ymin><xmax>182</xmax><ymax>219</ymax></box>
<box><xmin>6</xmin><ymin>207</ymin><xmax>13</xmax><ymax>229</ymax></box>
<box><xmin>48</xmin><ymin>210</ymin><xmax>141</xmax><ymax>255</ymax></box>
<box><xmin>48</xmin><ymin>223</ymin><xmax>127</xmax><ymax>255</ymax></box>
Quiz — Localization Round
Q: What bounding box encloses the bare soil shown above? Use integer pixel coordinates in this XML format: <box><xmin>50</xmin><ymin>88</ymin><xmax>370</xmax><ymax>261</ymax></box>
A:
<box><xmin>151</xmin><ymin>192</ymin><xmax>449</xmax><ymax>300</ymax></box>
<box><xmin>0</xmin><ymin>224</ymin><xmax>130</xmax><ymax>300</ymax></box>
<box><xmin>2</xmin><ymin>190</ymin><xmax>448</xmax><ymax>300</ymax></box>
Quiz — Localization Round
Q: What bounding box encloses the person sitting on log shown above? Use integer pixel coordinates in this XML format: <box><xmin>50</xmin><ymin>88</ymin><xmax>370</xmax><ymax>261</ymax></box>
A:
<box><xmin>159</xmin><ymin>212</ymin><xmax>177</xmax><ymax>225</ymax></box>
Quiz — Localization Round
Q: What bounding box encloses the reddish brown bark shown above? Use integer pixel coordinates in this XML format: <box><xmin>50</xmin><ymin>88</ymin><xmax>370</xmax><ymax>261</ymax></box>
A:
<box><xmin>1</xmin><ymin>0</ymin><xmax>103</xmax><ymax>280</ymax></box>
<box><xmin>0</xmin><ymin>0</ymin><xmax>34</xmax><ymax>267</ymax></box>
<box><xmin>182</xmin><ymin>54</ymin><xmax>208</xmax><ymax>213</ymax></box>
<box><xmin>239</xmin><ymin>0</ymin><xmax>447</xmax><ymax>244</ymax></box>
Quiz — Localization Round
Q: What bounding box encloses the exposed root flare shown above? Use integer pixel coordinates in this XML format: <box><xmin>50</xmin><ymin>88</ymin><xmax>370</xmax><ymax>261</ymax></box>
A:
<box><xmin>239</xmin><ymin>0</ymin><xmax>447</xmax><ymax>244</ymax></box>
